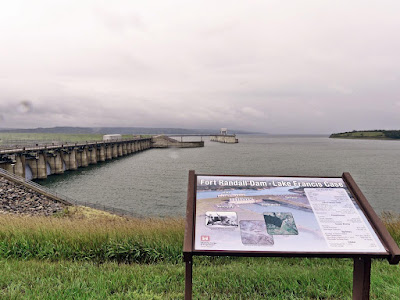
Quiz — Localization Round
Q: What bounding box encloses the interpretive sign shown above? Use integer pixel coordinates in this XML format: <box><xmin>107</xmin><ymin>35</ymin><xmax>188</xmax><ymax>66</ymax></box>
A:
<box><xmin>183</xmin><ymin>171</ymin><xmax>400</xmax><ymax>300</ymax></box>
<box><xmin>194</xmin><ymin>176</ymin><xmax>386</xmax><ymax>254</ymax></box>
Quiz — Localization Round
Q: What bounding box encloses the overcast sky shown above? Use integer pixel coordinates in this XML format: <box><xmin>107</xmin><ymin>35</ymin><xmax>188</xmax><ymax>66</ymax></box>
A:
<box><xmin>0</xmin><ymin>0</ymin><xmax>399</xmax><ymax>134</ymax></box>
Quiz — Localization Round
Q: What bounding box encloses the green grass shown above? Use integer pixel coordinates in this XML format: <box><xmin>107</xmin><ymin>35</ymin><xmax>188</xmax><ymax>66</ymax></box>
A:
<box><xmin>0</xmin><ymin>133</ymin><xmax>134</xmax><ymax>144</ymax></box>
<box><xmin>0</xmin><ymin>257</ymin><xmax>399</xmax><ymax>299</ymax></box>
<box><xmin>0</xmin><ymin>213</ymin><xmax>399</xmax><ymax>299</ymax></box>
<box><xmin>382</xmin><ymin>212</ymin><xmax>400</xmax><ymax>243</ymax></box>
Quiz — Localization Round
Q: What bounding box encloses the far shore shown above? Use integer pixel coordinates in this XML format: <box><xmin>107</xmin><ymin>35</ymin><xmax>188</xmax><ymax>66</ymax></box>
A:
<box><xmin>330</xmin><ymin>136</ymin><xmax>396</xmax><ymax>140</ymax></box>
<box><xmin>330</xmin><ymin>130</ymin><xmax>400</xmax><ymax>140</ymax></box>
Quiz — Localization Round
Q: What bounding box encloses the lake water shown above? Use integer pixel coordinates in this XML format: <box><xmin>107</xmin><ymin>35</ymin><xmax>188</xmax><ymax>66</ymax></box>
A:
<box><xmin>37</xmin><ymin>135</ymin><xmax>400</xmax><ymax>217</ymax></box>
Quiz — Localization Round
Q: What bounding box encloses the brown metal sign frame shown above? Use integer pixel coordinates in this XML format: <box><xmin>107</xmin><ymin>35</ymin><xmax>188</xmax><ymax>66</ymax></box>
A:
<box><xmin>183</xmin><ymin>171</ymin><xmax>400</xmax><ymax>300</ymax></box>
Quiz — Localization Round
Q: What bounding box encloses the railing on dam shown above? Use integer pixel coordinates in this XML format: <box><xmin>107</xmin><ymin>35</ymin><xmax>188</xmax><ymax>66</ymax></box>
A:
<box><xmin>0</xmin><ymin>167</ymin><xmax>143</xmax><ymax>218</ymax></box>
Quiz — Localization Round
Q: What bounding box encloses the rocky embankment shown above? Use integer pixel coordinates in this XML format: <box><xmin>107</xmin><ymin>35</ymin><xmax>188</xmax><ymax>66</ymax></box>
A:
<box><xmin>0</xmin><ymin>175</ymin><xmax>66</xmax><ymax>216</ymax></box>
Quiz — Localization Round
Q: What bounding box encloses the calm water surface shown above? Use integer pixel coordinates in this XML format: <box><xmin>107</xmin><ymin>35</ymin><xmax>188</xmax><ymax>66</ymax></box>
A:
<box><xmin>38</xmin><ymin>135</ymin><xmax>400</xmax><ymax>216</ymax></box>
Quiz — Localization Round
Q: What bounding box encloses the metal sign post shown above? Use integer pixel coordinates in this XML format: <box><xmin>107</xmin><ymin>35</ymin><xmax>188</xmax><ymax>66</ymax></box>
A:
<box><xmin>353</xmin><ymin>257</ymin><xmax>371</xmax><ymax>300</ymax></box>
<box><xmin>184</xmin><ymin>256</ymin><xmax>193</xmax><ymax>300</ymax></box>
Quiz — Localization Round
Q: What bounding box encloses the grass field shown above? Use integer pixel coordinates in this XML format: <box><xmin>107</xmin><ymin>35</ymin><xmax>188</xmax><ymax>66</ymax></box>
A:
<box><xmin>3</xmin><ymin>257</ymin><xmax>399</xmax><ymax>299</ymax></box>
<box><xmin>0</xmin><ymin>211</ymin><xmax>399</xmax><ymax>299</ymax></box>
<box><xmin>0</xmin><ymin>133</ymin><xmax>134</xmax><ymax>145</ymax></box>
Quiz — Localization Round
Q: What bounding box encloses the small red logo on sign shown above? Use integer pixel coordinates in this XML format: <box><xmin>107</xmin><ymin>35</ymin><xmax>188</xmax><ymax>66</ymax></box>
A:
<box><xmin>201</xmin><ymin>235</ymin><xmax>210</xmax><ymax>241</ymax></box>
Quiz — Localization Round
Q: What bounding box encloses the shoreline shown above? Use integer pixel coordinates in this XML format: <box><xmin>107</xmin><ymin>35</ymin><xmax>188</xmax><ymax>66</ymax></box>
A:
<box><xmin>330</xmin><ymin>136</ymin><xmax>398</xmax><ymax>141</ymax></box>
<box><xmin>329</xmin><ymin>136</ymin><xmax>400</xmax><ymax>141</ymax></box>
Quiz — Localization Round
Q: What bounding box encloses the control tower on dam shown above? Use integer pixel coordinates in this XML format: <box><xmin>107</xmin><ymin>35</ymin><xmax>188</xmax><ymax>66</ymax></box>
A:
<box><xmin>210</xmin><ymin>128</ymin><xmax>239</xmax><ymax>144</ymax></box>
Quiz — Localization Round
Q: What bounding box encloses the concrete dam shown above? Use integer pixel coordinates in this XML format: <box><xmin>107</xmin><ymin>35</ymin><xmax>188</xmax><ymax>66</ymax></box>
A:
<box><xmin>0</xmin><ymin>135</ymin><xmax>205</xmax><ymax>181</ymax></box>
<box><xmin>0</xmin><ymin>138</ymin><xmax>152</xmax><ymax>180</ymax></box>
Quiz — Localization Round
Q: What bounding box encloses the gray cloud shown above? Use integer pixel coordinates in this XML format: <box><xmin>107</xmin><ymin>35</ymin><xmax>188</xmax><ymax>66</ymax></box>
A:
<box><xmin>0</xmin><ymin>0</ymin><xmax>399</xmax><ymax>133</ymax></box>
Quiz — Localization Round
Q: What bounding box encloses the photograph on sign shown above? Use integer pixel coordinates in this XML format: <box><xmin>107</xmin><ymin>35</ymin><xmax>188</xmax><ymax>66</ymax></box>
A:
<box><xmin>205</xmin><ymin>212</ymin><xmax>238</xmax><ymax>227</ymax></box>
<box><xmin>194</xmin><ymin>176</ymin><xmax>387</xmax><ymax>253</ymax></box>
<box><xmin>239</xmin><ymin>220</ymin><xmax>274</xmax><ymax>245</ymax></box>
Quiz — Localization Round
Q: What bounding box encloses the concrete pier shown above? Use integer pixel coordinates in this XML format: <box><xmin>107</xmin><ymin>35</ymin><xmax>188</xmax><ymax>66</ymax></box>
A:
<box><xmin>69</xmin><ymin>149</ymin><xmax>78</xmax><ymax>170</ymax></box>
<box><xmin>112</xmin><ymin>144</ymin><xmax>118</xmax><ymax>158</ymax></box>
<box><xmin>76</xmin><ymin>147</ymin><xmax>88</xmax><ymax>168</ymax></box>
<box><xmin>104</xmin><ymin>145</ymin><xmax>110</xmax><ymax>160</ymax></box>
<box><xmin>97</xmin><ymin>145</ymin><xmax>106</xmax><ymax>161</ymax></box>
<box><xmin>14</xmin><ymin>155</ymin><xmax>25</xmax><ymax>178</ymax></box>
<box><xmin>47</xmin><ymin>152</ymin><xmax>64</xmax><ymax>175</ymax></box>
<box><xmin>151</xmin><ymin>135</ymin><xmax>204</xmax><ymax>148</ymax></box>
<box><xmin>210</xmin><ymin>135</ymin><xmax>238</xmax><ymax>143</ymax></box>
<box><xmin>88</xmin><ymin>147</ymin><xmax>97</xmax><ymax>164</ymax></box>
<box><xmin>0</xmin><ymin>138</ymin><xmax>152</xmax><ymax>180</ymax></box>
<box><xmin>25</xmin><ymin>153</ymin><xmax>47</xmax><ymax>179</ymax></box>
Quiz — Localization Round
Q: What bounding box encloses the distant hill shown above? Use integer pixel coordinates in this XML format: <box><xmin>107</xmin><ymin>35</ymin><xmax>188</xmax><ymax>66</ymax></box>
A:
<box><xmin>330</xmin><ymin>130</ymin><xmax>400</xmax><ymax>140</ymax></box>
<box><xmin>0</xmin><ymin>126</ymin><xmax>260</xmax><ymax>135</ymax></box>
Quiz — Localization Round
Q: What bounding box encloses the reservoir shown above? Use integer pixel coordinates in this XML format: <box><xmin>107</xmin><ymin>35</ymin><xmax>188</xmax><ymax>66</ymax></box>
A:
<box><xmin>37</xmin><ymin>135</ymin><xmax>400</xmax><ymax>217</ymax></box>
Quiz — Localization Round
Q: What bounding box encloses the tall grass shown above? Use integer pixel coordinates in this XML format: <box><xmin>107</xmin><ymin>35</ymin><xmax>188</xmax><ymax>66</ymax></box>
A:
<box><xmin>381</xmin><ymin>211</ymin><xmax>400</xmax><ymax>244</ymax></box>
<box><xmin>0</xmin><ymin>215</ymin><xmax>184</xmax><ymax>263</ymax></box>
<box><xmin>0</xmin><ymin>212</ymin><xmax>399</xmax><ymax>264</ymax></box>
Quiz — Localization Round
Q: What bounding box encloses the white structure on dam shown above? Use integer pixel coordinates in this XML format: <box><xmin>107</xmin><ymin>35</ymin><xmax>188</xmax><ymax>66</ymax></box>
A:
<box><xmin>210</xmin><ymin>128</ymin><xmax>239</xmax><ymax>144</ymax></box>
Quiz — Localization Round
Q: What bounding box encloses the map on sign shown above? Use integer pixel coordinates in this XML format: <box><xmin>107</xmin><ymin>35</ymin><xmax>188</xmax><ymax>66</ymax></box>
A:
<box><xmin>194</xmin><ymin>176</ymin><xmax>386</xmax><ymax>253</ymax></box>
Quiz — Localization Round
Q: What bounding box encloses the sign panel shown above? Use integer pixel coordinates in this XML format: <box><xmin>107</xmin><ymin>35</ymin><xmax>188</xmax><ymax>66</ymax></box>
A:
<box><xmin>194</xmin><ymin>176</ymin><xmax>386</xmax><ymax>253</ymax></box>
